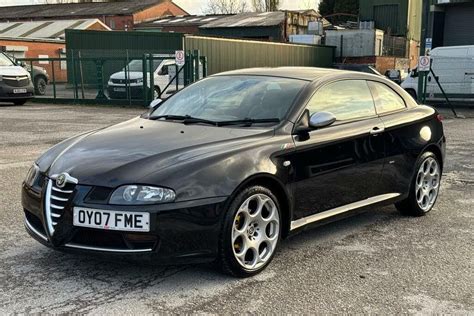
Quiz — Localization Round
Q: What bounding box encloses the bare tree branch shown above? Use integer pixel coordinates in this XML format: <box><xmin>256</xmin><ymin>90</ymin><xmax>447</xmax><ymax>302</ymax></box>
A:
<box><xmin>251</xmin><ymin>0</ymin><xmax>281</xmax><ymax>12</ymax></box>
<box><xmin>205</xmin><ymin>0</ymin><xmax>248</xmax><ymax>14</ymax></box>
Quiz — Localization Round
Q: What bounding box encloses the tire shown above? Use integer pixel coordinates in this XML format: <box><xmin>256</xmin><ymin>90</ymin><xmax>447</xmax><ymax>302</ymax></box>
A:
<box><xmin>406</xmin><ymin>89</ymin><xmax>417</xmax><ymax>100</ymax></box>
<box><xmin>13</xmin><ymin>99</ymin><xmax>27</xmax><ymax>106</ymax></box>
<box><xmin>153</xmin><ymin>87</ymin><xmax>161</xmax><ymax>100</ymax></box>
<box><xmin>396</xmin><ymin>152</ymin><xmax>441</xmax><ymax>216</ymax></box>
<box><xmin>34</xmin><ymin>76</ymin><xmax>47</xmax><ymax>95</ymax></box>
<box><xmin>217</xmin><ymin>185</ymin><xmax>281</xmax><ymax>277</ymax></box>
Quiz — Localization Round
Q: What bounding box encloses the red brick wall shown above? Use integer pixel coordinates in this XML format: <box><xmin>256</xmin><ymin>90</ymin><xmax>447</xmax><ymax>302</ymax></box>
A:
<box><xmin>133</xmin><ymin>1</ymin><xmax>189</xmax><ymax>25</ymax></box>
<box><xmin>0</xmin><ymin>39</ymin><xmax>67</xmax><ymax>81</ymax></box>
<box><xmin>338</xmin><ymin>56</ymin><xmax>411</xmax><ymax>74</ymax></box>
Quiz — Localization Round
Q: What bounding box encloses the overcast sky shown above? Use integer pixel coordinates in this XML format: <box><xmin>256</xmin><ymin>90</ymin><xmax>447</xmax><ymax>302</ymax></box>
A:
<box><xmin>0</xmin><ymin>0</ymin><xmax>320</xmax><ymax>14</ymax></box>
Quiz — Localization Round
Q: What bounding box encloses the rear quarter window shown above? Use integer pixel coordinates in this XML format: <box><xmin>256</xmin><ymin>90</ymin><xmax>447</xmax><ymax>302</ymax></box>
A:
<box><xmin>368</xmin><ymin>81</ymin><xmax>406</xmax><ymax>114</ymax></box>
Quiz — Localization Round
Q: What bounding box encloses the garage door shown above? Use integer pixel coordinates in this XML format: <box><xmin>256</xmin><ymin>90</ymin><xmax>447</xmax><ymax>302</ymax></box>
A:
<box><xmin>443</xmin><ymin>4</ymin><xmax>474</xmax><ymax>46</ymax></box>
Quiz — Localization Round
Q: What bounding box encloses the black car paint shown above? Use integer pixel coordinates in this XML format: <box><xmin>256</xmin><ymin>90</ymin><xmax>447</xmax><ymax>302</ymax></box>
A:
<box><xmin>22</xmin><ymin>68</ymin><xmax>445</xmax><ymax>263</ymax></box>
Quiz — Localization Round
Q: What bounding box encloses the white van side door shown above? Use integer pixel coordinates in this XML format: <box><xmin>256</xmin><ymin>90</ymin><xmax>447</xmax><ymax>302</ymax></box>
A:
<box><xmin>464</xmin><ymin>47</ymin><xmax>474</xmax><ymax>97</ymax></box>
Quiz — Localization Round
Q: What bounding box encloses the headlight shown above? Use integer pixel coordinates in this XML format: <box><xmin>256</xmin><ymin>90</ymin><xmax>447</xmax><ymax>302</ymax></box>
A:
<box><xmin>109</xmin><ymin>185</ymin><xmax>176</xmax><ymax>205</ymax></box>
<box><xmin>25</xmin><ymin>163</ymin><xmax>39</xmax><ymax>187</ymax></box>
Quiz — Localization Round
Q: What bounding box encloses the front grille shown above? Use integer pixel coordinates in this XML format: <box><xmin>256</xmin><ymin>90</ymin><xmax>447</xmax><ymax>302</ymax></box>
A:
<box><xmin>3</xmin><ymin>76</ymin><xmax>29</xmax><ymax>87</ymax></box>
<box><xmin>45</xmin><ymin>173</ymin><xmax>78</xmax><ymax>235</ymax></box>
<box><xmin>111</xmin><ymin>79</ymin><xmax>126</xmax><ymax>84</ymax></box>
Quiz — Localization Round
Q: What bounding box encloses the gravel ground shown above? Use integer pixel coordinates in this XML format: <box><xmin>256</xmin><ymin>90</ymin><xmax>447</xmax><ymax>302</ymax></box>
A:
<box><xmin>0</xmin><ymin>103</ymin><xmax>472</xmax><ymax>314</ymax></box>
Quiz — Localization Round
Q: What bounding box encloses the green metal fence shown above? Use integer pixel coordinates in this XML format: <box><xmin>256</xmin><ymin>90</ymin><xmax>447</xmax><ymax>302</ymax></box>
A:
<box><xmin>185</xmin><ymin>36</ymin><xmax>336</xmax><ymax>75</ymax></box>
<box><xmin>18</xmin><ymin>50</ymin><xmax>206</xmax><ymax>107</ymax></box>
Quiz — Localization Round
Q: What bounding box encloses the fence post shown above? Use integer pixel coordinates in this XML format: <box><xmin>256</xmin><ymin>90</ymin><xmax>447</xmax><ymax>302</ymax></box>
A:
<box><xmin>149</xmin><ymin>54</ymin><xmax>155</xmax><ymax>101</ymax></box>
<box><xmin>142</xmin><ymin>54</ymin><xmax>148</xmax><ymax>106</ymax></box>
<box><xmin>193</xmin><ymin>50</ymin><xmax>200</xmax><ymax>82</ymax></box>
<box><xmin>95</xmin><ymin>59</ymin><xmax>106</xmax><ymax>100</ymax></box>
<box><xmin>51</xmin><ymin>60</ymin><xmax>56</xmax><ymax>99</ymax></box>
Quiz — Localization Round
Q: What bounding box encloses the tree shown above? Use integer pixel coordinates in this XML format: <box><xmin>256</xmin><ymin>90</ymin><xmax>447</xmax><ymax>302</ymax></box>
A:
<box><xmin>251</xmin><ymin>0</ymin><xmax>281</xmax><ymax>12</ymax></box>
<box><xmin>205</xmin><ymin>0</ymin><xmax>248</xmax><ymax>14</ymax></box>
<box><xmin>318</xmin><ymin>0</ymin><xmax>358</xmax><ymax>24</ymax></box>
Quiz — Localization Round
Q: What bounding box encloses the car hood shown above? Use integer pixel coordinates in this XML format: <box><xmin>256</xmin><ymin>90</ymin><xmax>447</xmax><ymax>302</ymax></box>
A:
<box><xmin>110</xmin><ymin>71</ymin><xmax>143</xmax><ymax>81</ymax></box>
<box><xmin>0</xmin><ymin>65</ymin><xmax>29</xmax><ymax>76</ymax></box>
<box><xmin>47</xmin><ymin>117</ymin><xmax>273</xmax><ymax>187</ymax></box>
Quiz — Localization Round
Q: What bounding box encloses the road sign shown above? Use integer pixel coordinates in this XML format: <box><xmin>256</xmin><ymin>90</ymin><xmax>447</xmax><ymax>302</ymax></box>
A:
<box><xmin>419</xmin><ymin>56</ymin><xmax>431</xmax><ymax>72</ymax></box>
<box><xmin>175</xmin><ymin>50</ymin><xmax>185</xmax><ymax>66</ymax></box>
<box><xmin>425</xmin><ymin>38</ymin><xmax>432</xmax><ymax>55</ymax></box>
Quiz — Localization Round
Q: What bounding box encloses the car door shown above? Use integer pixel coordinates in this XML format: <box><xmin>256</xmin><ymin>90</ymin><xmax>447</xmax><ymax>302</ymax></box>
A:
<box><xmin>288</xmin><ymin>79</ymin><xmax>386</xmax><ymax>220</ymax></box>
<box><xmin>366</xmin><ymin>80</ymin><xmax>413</xmax><ymax>195</ymax></box>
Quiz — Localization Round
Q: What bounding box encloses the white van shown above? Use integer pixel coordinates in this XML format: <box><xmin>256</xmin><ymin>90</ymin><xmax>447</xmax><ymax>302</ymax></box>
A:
<box><xmin>401</xmin><ymin>45</ymin><xmax>474</xmax><ymax>102</ymax></box>
<box><xmin>107</xmin><ymin>58</ymin><xmax>184</xmax><ymax>100</ymax></box>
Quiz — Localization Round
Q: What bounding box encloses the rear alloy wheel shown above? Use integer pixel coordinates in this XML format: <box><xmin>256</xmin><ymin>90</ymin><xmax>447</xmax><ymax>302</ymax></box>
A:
<box><xmin>219</xmin><ymin>186</ymin><xmax>281</xmax><ymax>277</ymax></box>
<box><xmin>396</xmin><ymin>152</ymin><xmax>441</xmax><ymax>216</ymax></box>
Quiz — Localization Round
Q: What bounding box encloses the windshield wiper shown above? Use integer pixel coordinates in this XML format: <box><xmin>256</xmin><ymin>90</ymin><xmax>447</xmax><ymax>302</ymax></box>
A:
<box><xmin>149</xmin><ymin>115</ymin><xmax>218</xmax><ymax>126</ymax></box>
<box><xmin>217</xmin><ymin>118</ymin><xmax>281</xmax><ymax>127</ymax></box>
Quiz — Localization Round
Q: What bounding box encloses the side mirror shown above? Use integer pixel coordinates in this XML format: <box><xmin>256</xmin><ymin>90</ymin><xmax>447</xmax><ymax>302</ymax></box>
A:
<box><xmin>17</xmin><ymin>60</ymin><xmax>26</xmax><ymax>67</ymax></box>
<box><xmin>410</xmin><ymin>69</ymin><xmax>418</xmax><ymax>78</ymax></box>
<box><xmin>294</xmin><ymin>110</ymin><xmax>336</xmax><ymax>136</ymax></box>
<box><xmin>309</xmin><ymin>111</ymin><xmax>337</xmax><ymax>129</ymax></box>
<box><xmin>149</xmin><ymin>98</ymin><xmax>162</xmax><ymax>109</ymax></box>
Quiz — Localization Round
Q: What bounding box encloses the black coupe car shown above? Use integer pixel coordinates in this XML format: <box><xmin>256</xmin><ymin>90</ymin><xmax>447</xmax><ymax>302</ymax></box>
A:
<box><xmin>22</xmin><ymin>67</ymin><xmax>445</xmax><ymax>277</ymax></box>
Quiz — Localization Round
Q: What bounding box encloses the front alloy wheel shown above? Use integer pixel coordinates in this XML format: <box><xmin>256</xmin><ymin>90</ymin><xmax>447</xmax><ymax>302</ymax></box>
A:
<box><xmin>219</xmin><ymin>186</ymin><xmax>281</xmax><ymax>277</ymax></box>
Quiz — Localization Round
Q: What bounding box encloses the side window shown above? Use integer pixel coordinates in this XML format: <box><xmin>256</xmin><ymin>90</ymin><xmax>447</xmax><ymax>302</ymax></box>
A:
<box><xmin>159</xmin><ymin>65</ymin><xmax>169</xmax><ymax>76</ymax></box>
<box><xmin>307</xmin><ymin>80</ymin><xmax>376</xmax><ymax>121</ymax></box>
<box><xmin>368</xmin><ymin>81</ymin><xmax>406</xmax><ymax>114</ymax></box>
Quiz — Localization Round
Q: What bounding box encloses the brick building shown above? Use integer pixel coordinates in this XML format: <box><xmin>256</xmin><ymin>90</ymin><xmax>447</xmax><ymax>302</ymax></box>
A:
<box><xmin>0</xmin><ymin>0</ymin><xmax>188</xmax><ymax>31</ymax></box>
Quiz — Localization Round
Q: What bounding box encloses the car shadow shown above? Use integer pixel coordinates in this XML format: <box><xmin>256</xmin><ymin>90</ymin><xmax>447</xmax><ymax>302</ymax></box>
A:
<box><xmin>2</xmin><ymin>206</ymin><xmax>402</xmax><ymax>312</ymax></box>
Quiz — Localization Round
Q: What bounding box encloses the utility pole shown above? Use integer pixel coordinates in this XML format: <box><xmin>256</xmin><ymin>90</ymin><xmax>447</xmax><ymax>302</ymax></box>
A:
<box><xmin>417</xmin><ymin>0</ymin><xmax>430</xmax><ymax>103</ymax></box>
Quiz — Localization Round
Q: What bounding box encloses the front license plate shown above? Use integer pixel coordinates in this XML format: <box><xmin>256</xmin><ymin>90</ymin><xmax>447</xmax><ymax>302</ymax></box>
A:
<box><xmin>13</xmin><ymin>88</ymin><xmax>27</xmax><ymax>94</ymax></box>
<box><xmin>113</xmin><ymin>87</ymin><xmax>126</xmax><ymax>92</ymax></box>
<box><xmin>73</xmin><ymin>207</ymin><xmax>150</xmax><ymax>232</ymax></box>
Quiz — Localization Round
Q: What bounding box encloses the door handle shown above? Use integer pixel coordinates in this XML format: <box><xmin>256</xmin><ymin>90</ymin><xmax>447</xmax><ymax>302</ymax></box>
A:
<box><xmin>370</xmin><ymin>126</ymin><xmax>385</xmax><ymax>136</ymax></box>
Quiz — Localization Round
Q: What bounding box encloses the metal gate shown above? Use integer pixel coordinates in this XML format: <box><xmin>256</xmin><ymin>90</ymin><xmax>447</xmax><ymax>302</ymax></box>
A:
<box><xmin>18</xmin><ymin>50</ymin><xmax>207</xmax><ymax>107</ymax></box>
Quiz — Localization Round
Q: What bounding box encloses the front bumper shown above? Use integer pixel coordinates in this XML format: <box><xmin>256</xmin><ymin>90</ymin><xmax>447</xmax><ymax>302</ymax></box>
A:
<box><xmin>0</xmin><ymin>81</ymin><xmax>34</xmax><ymax>100</ymax></box>
<box><xmin>107</xmin><ymin>85</ymin><xmax>147</xmax><ymax>100</ymax></box>
<box><xmin>22</xmin><ymin>182</ymin><xmax>228</xmax><ymax>264</ymax></box>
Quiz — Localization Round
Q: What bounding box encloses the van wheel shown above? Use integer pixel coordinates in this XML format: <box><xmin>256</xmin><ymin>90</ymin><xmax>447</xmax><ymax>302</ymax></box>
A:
<box><xmin>13</xmin><ymin>99</ymin><xmax>27</xmax><ymax>106</ymax></box>
<box><xmin>154</xmin><ymin>87</ymin><xmax>161</xmax><ymax>99</ymax></box>
<box><xmin>406</xmin><ymin>89</ymin><xmax>417</xmax><ymax>100</ymax></box>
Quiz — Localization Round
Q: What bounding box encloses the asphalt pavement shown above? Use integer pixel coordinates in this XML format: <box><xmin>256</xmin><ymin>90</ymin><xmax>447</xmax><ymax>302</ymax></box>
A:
<box><xmin>0</xmin><ymin>103</ymin><xmax>472</xmax><ymax>314</ymax></box>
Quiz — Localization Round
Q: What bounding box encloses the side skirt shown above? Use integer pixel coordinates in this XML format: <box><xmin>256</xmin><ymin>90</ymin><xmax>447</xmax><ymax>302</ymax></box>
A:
<box><xmin>290</xmin><ymin>193</ymin><xmax>401</xmax><ymax>231</ymax></box>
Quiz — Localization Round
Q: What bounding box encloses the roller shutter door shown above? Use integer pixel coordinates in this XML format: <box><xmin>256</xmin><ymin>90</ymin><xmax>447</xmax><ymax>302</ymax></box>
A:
<box><xmin>443</xmin><ymin>4</ymin><xmax>474</xmax><ymax>46</ymax></box>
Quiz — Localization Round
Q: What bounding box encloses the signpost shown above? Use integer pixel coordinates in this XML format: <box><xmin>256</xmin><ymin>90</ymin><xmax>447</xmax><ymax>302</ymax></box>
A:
<box><xmin>425</xmin><ymin>38</ymin><xmax>432</xmax><ymax>55</ymax></box>
<box><xmin>175</xmin><ymin>50</ymin><xmax>185</xmax><ymax>66</ymax></box>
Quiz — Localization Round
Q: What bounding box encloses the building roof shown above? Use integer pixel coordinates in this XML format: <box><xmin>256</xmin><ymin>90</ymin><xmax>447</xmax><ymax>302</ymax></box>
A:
<box><xmin>137</xmin><ymin>14</ymin><xmax>232</xmax><ymax>29</ymax></box>
<box><xmin>200</xmin><ymin>11</ymin><xmax>286</xmax><ymax>28</ymax></box>
<box><xmin>0</xmin><ymin>0</ymin><xmax>174</xmax><ymax>20</ymax></box>
<box><xmin>0</xmin><ymin>19</ymin><xmax>110</xmax><ymax>40</ymax></box>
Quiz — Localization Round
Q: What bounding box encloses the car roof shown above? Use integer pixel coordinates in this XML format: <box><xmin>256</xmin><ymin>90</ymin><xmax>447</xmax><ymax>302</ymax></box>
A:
<box><xmin>212</xmin><ymin>67</ymin><xmax>381</xmax><ymax>82</ymax></box>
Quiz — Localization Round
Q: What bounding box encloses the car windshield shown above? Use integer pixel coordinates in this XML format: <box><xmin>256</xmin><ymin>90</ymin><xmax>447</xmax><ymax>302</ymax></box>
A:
<box><xmin>150</xmin><ymin>76</ymin><xmax>307</xmax><ymax>123</ymax></box>
<box><xmin>125</xmin><ymin>59</ymin><xmax>164</xmax><ymax>72</ymax></box>
<box><xmin>0</xmin><ymin>53</ymin><xmax>14</xmax><ymax>66</ymax></box>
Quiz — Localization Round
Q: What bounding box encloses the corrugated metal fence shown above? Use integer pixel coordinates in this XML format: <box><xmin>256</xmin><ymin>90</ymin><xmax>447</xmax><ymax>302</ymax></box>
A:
<box><xmin>185</xmin><ymin>36</ymin><xmax>335</xmax><ymax>75</ymax></box>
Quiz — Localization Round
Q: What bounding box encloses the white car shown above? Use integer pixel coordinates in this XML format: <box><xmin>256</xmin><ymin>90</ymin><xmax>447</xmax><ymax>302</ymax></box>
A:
<box><xmin>402</xmin><ymin>45</ymin><xmax>474</xmax><ymax>102</ymax></box>
<box><xmin>0</xmin><ymin>52</ymin><xmax>34</xmax><ymax>105</ymax></box>
<box><xmin>107</xmin><ymin>58</ymin><xmax>182</xmax><ymax>100</ymax></box>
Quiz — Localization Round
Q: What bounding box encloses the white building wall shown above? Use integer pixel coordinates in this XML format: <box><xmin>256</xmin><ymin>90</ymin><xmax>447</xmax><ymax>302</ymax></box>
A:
<box><xmin>325</xmin><ymin>29</ymin><xmax>384</xmax><ymax>57</ymax></box>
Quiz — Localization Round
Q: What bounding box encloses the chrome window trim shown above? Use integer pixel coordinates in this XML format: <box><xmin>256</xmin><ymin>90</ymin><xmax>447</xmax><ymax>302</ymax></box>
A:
<box><xmin>290</xmin><ymin>193</ymin><xmax>400</xmax><ymax>231</ymax></box>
